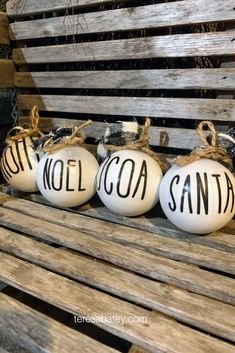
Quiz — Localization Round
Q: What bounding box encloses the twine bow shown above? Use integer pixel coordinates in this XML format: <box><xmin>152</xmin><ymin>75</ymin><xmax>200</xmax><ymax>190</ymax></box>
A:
<box><xmin>175</xmin><ymin>121</ymin><xmax>233</xmax><ymax>171</ymax></box>
<box><xmin>106</xmin><ymin>117</ymin><xmax>167</xmax><ymax>172</ymax></box>
<box><xmin>5</xmin><ymin>105</ymin><xmax>44</xmax><ymax>144</ymax></box>
<box><xmin>41</xmin><ymin>120</ymin><xmax>92</xmax><ymax>154</ymax></box>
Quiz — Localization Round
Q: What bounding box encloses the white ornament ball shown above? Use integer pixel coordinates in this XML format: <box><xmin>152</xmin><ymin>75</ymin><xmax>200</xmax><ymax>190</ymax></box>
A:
<box><xmin>1</xmin><ymin>137</ymin><xmax>41</xmax><ymax>192</ymax></box>
<box><xmin>36</xmin><ymin>146</ymin><xmax>99</xmax><ymax>207</ymax></box>
<box><xmin>159</xmin><ymin>158</ymin><xmax>235</xmax><ymax>234</ymax></box>
<box><xmin>96</xmin><ymin>150</ymin><xmax>163</xmax><ymax>216</ymax></box>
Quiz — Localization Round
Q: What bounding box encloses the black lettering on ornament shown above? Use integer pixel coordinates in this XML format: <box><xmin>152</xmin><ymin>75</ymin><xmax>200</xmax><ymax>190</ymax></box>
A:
<box><xmin>212</xmin><ymin>174</ymin><xmax>222</xmax><ymax>214</ymax></box>
<box><xmin>196</xmin><ymin>172</ymin><xmax>208</xmax><ymax>215</ymax></box>
<box><xmin>224</xmin><ymin>172</ymin><xmax>235</xmax><ymax>213</ymax></box>
<box><xmin>4</xmin><ymin>145</ymin><xmax>20</xmax><ymax>175</ymax></box>
<box><xmin>180</xmin><ymin>174</ymin><xmax>193</xmax><ymax>214</ymax></box>
<box><xmin>43</xmin><ymin>158</ymin><xmax>86</xmax><ymax>192</ymax></box>
<box><xmin>99</xmin><ymin>156</ymin><xmax>148</xmax><ymax>200</ymax></box>
<box><xmin>168</xmin><ymin>175</ymin><xmax>180</xmax><ymax>211</ymax></box>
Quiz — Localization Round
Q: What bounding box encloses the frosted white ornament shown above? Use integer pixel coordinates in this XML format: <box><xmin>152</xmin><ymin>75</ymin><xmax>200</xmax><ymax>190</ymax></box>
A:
<box><xmin>1</xmin><ymin>137</ymin><xmax>40</xmax><ymax>192</ymax></box>
<box><xmin>36</xmin><ymin>146</ymin><xmax>99</xmax><ymax>207</ymax></box>
<box><xmin>96</xmin><ymin>149</ymin><xmax>163</xmax><ymax>216</ymax></box>
<box><xmin>159</xmin><ymin>159</ymin><xmax>235</xmax><ymax>234</ymax></box>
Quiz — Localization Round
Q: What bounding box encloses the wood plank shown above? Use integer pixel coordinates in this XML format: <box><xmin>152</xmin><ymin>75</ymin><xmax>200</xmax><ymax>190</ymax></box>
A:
<box><xmin>1</xmin><ymin>191</ymin><xmax>235</xmax><ymax>254</ymax></box>
<box><xmin>0</xmin><ymin>293</ymin><xmax>119</xmax><ymax>353</ymax></box>
<box><xmin>13</xmin><ymin>31</ymin><xmax>235</xmax><ymax>65</ymax></box>
<box><xmin>0</xmin><ymin>12</ymin><xmax>9</xmax><ymax>45</ymax></box>
<box><xmin>19</xmin><ymin>116</ymin><xmax>207</xmax><ymax>150</ymax></box>
<box><xmin>7</xmin><ymin>0</ymin><xmax>127</xmax><ymax>17</ymax></box>
<box><xmin>9</xmin><ymin>0</ymin><xmax>235</xmax><ymax>40</ymax></box>
<box><xmin>14</xmin><ymin>68</ymin><xmax>235</xmax><ymax>90</ymax></box>
<box><xmin>0</xmin><ymin>348</ymin><xmax>10</xmax><ymax>353</ymax></box>
<box><xmin>1</xmin><ymin>252</ymin><xmax>235</xmax><ymax>353</ymax></box>
<box><xmin>0</xmin><ymin>206</ymin><xmax>235</xmax><ymax>305</ymax></box>
<box><xmin>0</xmin><ymin>60</ymin><xmax>16</xmax><ymax>89</ymax></box>
<box><xmin>1</xmin><ymin>227</ymin><xmax>235</xmax><ymax>341</ymax></box>
<box><xmin>129</xmin><ymin>347</ymin><xmax>150</xmax><ymax>353</ymax></box>
<box><xmin>16</xmin><ymin>95</ymin><xmax>235</xmax><ymax>121</ymax></box>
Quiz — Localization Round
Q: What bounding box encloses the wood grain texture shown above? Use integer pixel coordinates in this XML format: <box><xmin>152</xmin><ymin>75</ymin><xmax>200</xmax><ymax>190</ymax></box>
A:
<box><xmin>16</xmin><ymin>94</ymin><xmax>235</xmax><ymax>121</ymax></box>
<box><xmin>7</xmin><ymin>0</ymin><xmax>127</xmax><ymax>17</ymax></box>
<box><xmin>1</xmin><ymin>252</ymin><xmax>235</xmax><ymax>353</ymax></box>
<box><xmin>1</xmin><ymin>191</ymin><xmax>235</xmax><ymax>254</ymax></box>
<box><xmin>1</xmin><ymin>227</ymin><xmax>235</xmax><ymax>341</ymax></box>
<box><xmin>19</xmin><ymin>116</ymin><xmax>208</xmax><ymax>150</ymax></box>
<box><xmin>13</xmin><ymin>31</ymin><xmax>235</xmax><ymax>65</ymax></box>
<box><xmin>0</xmin><ymin>205</ymin><xmax>235</xmax><ymax>305</ymax></box>
<box><xmin>14</xmin><ymin>68</ymin><xmax>235</xmax><ymax>90</ymax></box>
<box><xmin>0</xmin><ymin>293</ymin><xmax>119</xmax><ymax>353</ymax></box>
<box><xmin>9</xmin><ymin>0</ymin><xmax>235</xmax><ymax>40</ymax></box>
<box><xmin>0</xmin><ymin>60</ymin><xmax>16</xmax><ymax>89</ymax></box>
<box><xmin>0</xmin><ymin>12</ymin><xmax>9</xmax><ymax>45</ymax></box>
<box><xmin>128</xmin><ymin>347</ymin><xmax>151</xmax><ymax>353</ymax></box>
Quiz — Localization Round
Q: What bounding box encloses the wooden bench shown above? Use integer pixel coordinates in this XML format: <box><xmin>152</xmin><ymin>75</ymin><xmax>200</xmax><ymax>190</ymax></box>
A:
<box><xmin>0</xmin><ymin>0</ymin><xmax>235</xmax><ymax>352</ymax></box>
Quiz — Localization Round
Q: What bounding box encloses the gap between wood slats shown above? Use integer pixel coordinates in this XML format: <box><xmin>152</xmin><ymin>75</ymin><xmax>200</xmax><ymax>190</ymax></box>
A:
<box><xmin>0</xmin><ymin>12</ymin><xmax>9</xmax><ymax>45</ymax></box>
<box><xmin>16</xmin><ymin>95</ymin><xmax>235</xmax><ymax>121</ymax></box>
<box><xmin>7</xmin><ymin>0</ymin><xmax>128</xmax><ymax>17</ymax></box>
<box><xmin>1</xmin><ymin>252</ymin><xmax>235</xmax><ymax>353</ymax></box>
<box><xmin>13</xmin><ymin>31</ymin><xmax>235</xmax><ymax>65</ymax></box>
<box><xmin>1</xmin><ymin>227</ymin><xmax>235</xmax><ymax>342</ymax></box>
<box><xmin>9</xmin><ymin>0</ymin><xmax>235</xmax><ymax>40</ymax></box>
<box><xmin>0</xmin><ymin>293</ymin><xmax>119</xmax><ymax>353</ymax></box>
<box><xmin>19</xmin><ymin>116</ymin><xmax>207</xmax><ymax>150</ymax></box>
<box><xmin>0</xmin><ymin>60</ymin><xmax>16</xmax><ymax>89</ymax></box>
<box><xmin>14</xmin><ymin>69</ymin><xmax>235</xmax><ymax>90</ymax></box>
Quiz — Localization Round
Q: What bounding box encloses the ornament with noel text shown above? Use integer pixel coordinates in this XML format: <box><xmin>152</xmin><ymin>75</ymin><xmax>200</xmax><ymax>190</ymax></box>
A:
<box><xmin>36</xmin><ymin>122</ymin><xmax>99</xmax><ymax>207</ymax></box>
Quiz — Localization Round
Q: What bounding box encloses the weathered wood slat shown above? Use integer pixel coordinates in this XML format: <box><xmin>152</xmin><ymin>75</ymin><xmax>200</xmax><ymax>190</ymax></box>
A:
<box><xmin>0</xmin><ymin>12</ymin><xmax>9</xmax><ymax>45</ymax></box>
<box><xmin>1</xmin><ymin>191</ymin><xmax>235</xmax><ymax>254</ymax></box>
<box><xmin>16</xmin><ymin>95</ymin><xmax>235</xmax><ymax>121</ymax></box>
<box><xmin>14</xmin><ymin>68</ymin><xmax>235</xmax><ymax>90</ymax></box>
<box><xmin>1</xmin><ymin>227</ymin><xmax>235</xmax><ymax>341</ymax></box>
<box><xmin>9</xmin><ymin>0</ymin><xmax>235</xmax><ymax>40</ymax></box>
<box><xmin>7</xmin><ymin>0</ymin><xmax>126</xmax><ymax>17</ymax></box>
<box><xmin>0</xmin><ymin>206</ymin><xmax>235</xmax><ymax>305</ymax></box>
<box><xmin>1</xmin><ymin>252</ymin><xmax>235</xmax><ymax>353</ymax></box>
<box><xmin>0</xmin><ymin>60</ymin><xmax>16</xmax><ymax>89</ymax></box>
<box><xmin>13</xmin><ymin>31</ymin><xmax>235</xmax><ymax>65</ymax></box>
<box><xmin>0</xmin><ymin>348</ymin><xmax>10</xmax><ymax>353</ymax></box>
<box><xmin>0</xmin><ymin>293</ymin><xmax>118</xmax><ymax>353</ymax></box>
<box><xmin>19</xmin><ymin>116</ymin><xmax>208</xmax><ymax>150</ymax></box>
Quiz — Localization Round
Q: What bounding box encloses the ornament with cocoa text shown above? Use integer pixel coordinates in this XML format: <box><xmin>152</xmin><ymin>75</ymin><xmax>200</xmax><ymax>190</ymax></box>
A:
<box><xmin>159</xmin><ymin>121</ymin><xmax>235</xmax><ymax>234</ymax></box>
<box><xmin>36</xmin><ymin>121</ymin><xmax>99</xmax><ymax>207</ymax></box>
<box><xmin>96</xmin><ymin>118</ymin><xmax>165</xmax><ymax>216</ymax></box>
<box><xmin>0</xmin><ymin>106</ymin><xmax>43</xmax><ymax>192</ymax></box>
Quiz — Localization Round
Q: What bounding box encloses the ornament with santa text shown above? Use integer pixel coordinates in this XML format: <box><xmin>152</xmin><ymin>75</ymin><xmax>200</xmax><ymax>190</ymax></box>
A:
<box><xmin>96</xmin><ymin>149</ymin><xmax>163</xmax><ymax>216</ymax></box>
<box><xmin>36</xmin><ymin>146</ymin><xmax>99</xmax><ymax>207</ymax></box>
<box><xmin>1</xmin><ymin>136</ymin><xmax>41</xmax><ymax>192</ymax></box>
<box><xmin>159</xmin><ymin>159</ymin><xmax>235</xmax><ymax>234</ymax></box>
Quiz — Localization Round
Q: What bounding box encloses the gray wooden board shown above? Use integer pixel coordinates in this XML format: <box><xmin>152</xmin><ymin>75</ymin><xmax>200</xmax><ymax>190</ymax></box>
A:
<box><xmin>16</xmin><ymin>95</ymin><xmax>235</xmax><ymax>121</ymax></box>
<box><xmin>0</xmin><ymin>205</ymin><xmax>235</xmax><ymax>305</ymax></box>
<box><xmin>0</xmin><ymin>348</ymin><xmax>10</xmax><ymax>353</ymax></box>
<box><xmin>1</xmin><ymin>206</ymin><xmax>234</xmax><ymax>275</ymax></box>
<box><xmin>7</xmin><ymin>0</ymin><xmax>129</xmax><ymax>16</ymax></box>
<box><xmin>13</xmin><ymin>31</ymin><xmax>235</xmax><ymax>65</ymax></box>
<box><xmin>14</xmin><ymin>69</ymin><xmax>235</xmax><ymax>90</ymax></box>
<box><xmin>0</xmin><ymin>226</ymin><xmax>235</xmax><ymax>341</ymax></box>
<box><xmin>1</xmin><ymin>191</ymin><xmax>235</xmax><ymax>254</ymax></box>
<box><xmin>9</xmin><ymin>0</ymin><xmax>235</xmax><ymax>40</ymax></box>
<box><xmin>0</xmin><ymin>293</ymin><xmax>119</xmax><ymax>353</ymax></box>
<box><xmin>0</xmin><ymin>252</ymin><xmax>235</xmax><ymax>353</ymax></box>
<box><xmin>19</xmin><ymin>116</ymin><xmax>209</xmax><ymax>150</ymax></box>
